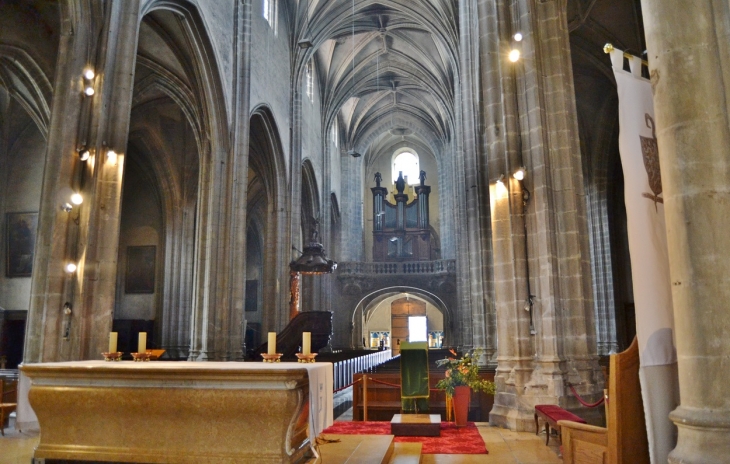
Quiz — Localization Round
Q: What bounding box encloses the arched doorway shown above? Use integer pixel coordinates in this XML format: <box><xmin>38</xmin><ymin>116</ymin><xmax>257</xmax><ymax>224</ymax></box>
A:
<box><xmin>357</xmin><ymin>289</ymin><xmax>447</xmax><ymax>353</ymax></box>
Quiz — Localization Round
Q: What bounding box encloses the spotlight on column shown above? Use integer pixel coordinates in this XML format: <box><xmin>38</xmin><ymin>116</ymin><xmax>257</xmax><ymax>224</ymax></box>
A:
<box><xmin>62</xmin><ymin>202</ymin><xmax>73</xmax><ymax>213</ymax></box>
<box><xmin>509</xmin><ymin>49</ymin><xmax>521</xmax><ymax>63</ymax></box>
<box><xmin>496</xmin><ymin>174</ymin><xmax>505</xmax><ymax>185</ymax></box>
<box><xmin>347</xmin><ymin>149</ymin><xmax>361</xmax><ymax>158</ymax></box>
<box><xmin>513</xmin><ymin>167</ymin><xmax>526</xmax><ymax>181</ymax></box>
<box><xmin>298</xmin><ymin>38</ymin><xmax>313</xmax><ymax>49</ymax></box>
<box><xmin>84</xmin><ymin>86</ymin><xmax>95</xmax><ymax>96</ymax></box>
<box><xmin>78</xmin><ymin>149</ymin><xmax>90</xmax><ymax>161</ymax></box>
<box><xmin>514</xmin><ymin>32</ymin><xmax>523</xmax><ymax>42</ymax></box>
<box><xmin>83</xmin><ymin>69</ymin><xmax>95</xmax><ymax>80</ymax></box>
<box><xmin>106</xmin><ymin>150</ymin><xmax>118</xmax><ymax>164</ymax></box>
<box><xmin>70</xmin><ymin>193</ymin><xmax>83</xmax><ymax>205</ymax></box>
<box><xmin>65</xmin><ymin>262</ymin><xmax>77</xmax><ymax>273</ymax></box>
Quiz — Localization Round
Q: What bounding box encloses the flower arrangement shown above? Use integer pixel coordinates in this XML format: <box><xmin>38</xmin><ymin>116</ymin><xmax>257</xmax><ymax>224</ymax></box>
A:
<box><xmin>435</xmin><ymin>349</ymin><xmax>496</xmax><ymax>397</ymax></box>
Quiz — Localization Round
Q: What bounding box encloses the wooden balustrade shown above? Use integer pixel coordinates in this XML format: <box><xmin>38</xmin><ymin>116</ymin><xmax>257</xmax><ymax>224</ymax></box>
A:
<box><xmin>352</xmin><ymin>370</ymin><xmax>495</xmax><ymax>421</ymax></box>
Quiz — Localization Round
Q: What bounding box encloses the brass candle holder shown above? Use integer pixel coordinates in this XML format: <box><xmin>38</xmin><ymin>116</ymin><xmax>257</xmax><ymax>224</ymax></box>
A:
<box><xmin>131</xmin><ymin>351</ymin><xmax>151</xmax><ymax>362</ymax></box>
<box><xmin>102</xmin><ymin>352</ymin><xmax>123</xmax><ymax>362</ymax></box>
<box><xmin>295</xmin><ymin>353</ymin><xmax>317</xmax><ymax>363</ymax></box>
<box><xmin>261</xmin><ymin>353</ymin><xmax>283</xmax><ymax>363</ymax></box>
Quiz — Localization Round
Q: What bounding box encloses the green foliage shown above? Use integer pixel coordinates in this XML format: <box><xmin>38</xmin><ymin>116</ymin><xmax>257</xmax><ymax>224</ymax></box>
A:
<box><xmin>434</xmin><ymin>349</ymin><xmax>496</xmax><ymax>397</ymax></box>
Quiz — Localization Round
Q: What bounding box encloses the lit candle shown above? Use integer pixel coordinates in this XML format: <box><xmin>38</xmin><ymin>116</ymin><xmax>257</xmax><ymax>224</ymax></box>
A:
<box><xmin>108</xmin><ymin>332</ymin><xmax>118</xmax><ymax>353</ymax></box>
<box><xmin>138</xmin><ymin>332</ymin><xmax>147</xmax><ymax>354</ymax></box>
<box><xmin>268</xmin><ymin>332</ymin><xmax>276</xmax><ymax>355</ymax></box>
<box><xmin>302</xmin><ymin>332</ymin><xmax>311</xmax><ymax>355</ymax></box>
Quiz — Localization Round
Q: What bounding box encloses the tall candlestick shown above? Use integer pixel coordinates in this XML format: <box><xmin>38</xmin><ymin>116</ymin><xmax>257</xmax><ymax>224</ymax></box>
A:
<box><xmin>268</xmin><ymin>332</ymin><xmax>276</xmax><ymax>355</ymax></box>
<box><xmin>109</xmin><ymin>332</ymin><xmax>118</xmax><ymax>353</ymax></box>
<box><xmin>302</xmin><ymin>332</ymin><xmax>311</xmax><ymax>355</ymax></box>
<box><xmin>138</xmin><ymin>332</ymin><xmax>147</xmax><ymax>354</ymax></box>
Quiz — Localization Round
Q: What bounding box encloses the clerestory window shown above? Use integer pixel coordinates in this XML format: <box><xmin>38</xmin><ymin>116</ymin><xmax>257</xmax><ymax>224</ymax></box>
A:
<box><xmin>392</xmin><ymin>150</ymin><xmax>420</xmax><ymax>185</ymax></box>
<box><xmin>306</xmin><ymin>60</ymin><xmax>314</xmax><ymax>102</ymax></box>
<box><xmin>263</xmin><ymin>0</ymin><xmax>277</xmax><ymax>34</ymax></box>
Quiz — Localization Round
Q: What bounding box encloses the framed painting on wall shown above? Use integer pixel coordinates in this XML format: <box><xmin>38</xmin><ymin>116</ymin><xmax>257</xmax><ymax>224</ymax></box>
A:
<box><xmin>125</xmin><ymin>245</ymin><xmax>156</xmax><ymax>294</ymax></box>
<box><xmin>5</xmin><ymin>212</ymin><xmax>38</xmax><ymax>277</ymax></box>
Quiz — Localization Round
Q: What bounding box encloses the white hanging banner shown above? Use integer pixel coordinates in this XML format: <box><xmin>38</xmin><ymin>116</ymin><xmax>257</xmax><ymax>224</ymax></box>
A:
<box><xmin>610</xmin><ymin>47</ymin><xmax>679</xmax><ymax>464</ymax></box>
<box><xmin>611</xmin><ymin>48</ymin><xmax>675</xmax><ymax>367</ymax></box>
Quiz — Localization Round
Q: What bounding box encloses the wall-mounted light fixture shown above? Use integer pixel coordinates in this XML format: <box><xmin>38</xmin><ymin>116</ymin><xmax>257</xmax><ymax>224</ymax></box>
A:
<box><xmin>298</xmin><ymin>39</ymin><xmax>313</xmax><ymax>49</ymax></box>
<box><xmin>70</xmin><ymin>193</ymin><xmax>83</xmax><ymax>205</ymax></box>
<box><xmin>347</xmin><ymin>149</ymin><xmax>361</xmax><ymax>158</ymax></box>
<box><xmin>62</xmin><ymin>302</ymin><xmax>73</xmax><ymax>340</ymax></box>
<box><xmin>78</xmin><ymin>148</ymin><xmax>90</xmax><ymax>161</ymax></box>
<box><xmin>62</xmin><ymin>202</ymin><xmax>73</xmax><ymax>213</ymax></box>
<box><xmin>509</xmin><ymin>49</ymin><xmax>521</xmax><ymax>63</ymax></box>
<box><xmin>496</xmin><ymin>173</ymin><xmax>505</xmax><ymax>185</ymax></box>
<box><xmin>514</xmin><ymin>32</ymin><xmax>523</xmax><ymax>42</ymax></box>
<box><xmin>65</xmin><ymin>262</ymin><xmax>77</xmax><ymax>273</ymax></box>
<box><xmin>513</xmin><ymin>167</ymin><xmax>526</xmax><ymax>181</ymax></box>
<box><xmin>83</xmin><ymin>68</ymin><xmax>96</xmax><ymax>96</ymax></box>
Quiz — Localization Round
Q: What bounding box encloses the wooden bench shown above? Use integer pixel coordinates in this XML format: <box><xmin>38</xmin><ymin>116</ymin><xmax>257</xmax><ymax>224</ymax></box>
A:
<box><xmin>534</xmin><ymin>404</ymin><xmax>586</xmax><ymax>445</ymax></box>
<box><xmin>559</xmin><ymin>337</ymin><xmax>649</xmax><ymax>464</ymax></box>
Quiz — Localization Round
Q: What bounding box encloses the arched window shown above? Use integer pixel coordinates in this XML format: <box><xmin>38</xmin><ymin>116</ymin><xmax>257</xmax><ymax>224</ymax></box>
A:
<box><xmin>392</xmin><ymin>150</ymin><xmax>420</xmax><ymax>185</ymax></box>
<box><xmin>306</xmin><ymin>60</ymin><xmax>314</xmax><ymax>102</ymax></box>
<box><xmin>263</xmin><ymin>0</ymin><xmax>277</xmax><ymax>33</ymax></box>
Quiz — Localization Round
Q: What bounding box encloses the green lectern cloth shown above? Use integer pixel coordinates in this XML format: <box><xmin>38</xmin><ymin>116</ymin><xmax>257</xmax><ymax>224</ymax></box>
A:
<box><xmin>400</xmin><ymin>341</ymin><xmax>429</xmax><ymax>412</ymax></box>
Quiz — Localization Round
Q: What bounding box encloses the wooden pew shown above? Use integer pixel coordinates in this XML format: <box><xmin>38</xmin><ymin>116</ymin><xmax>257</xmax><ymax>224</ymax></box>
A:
<box><xmin>559</xmin><ymin>337</ymin><xmax>649</xmax><ymax>464</ymax></box>
<box><xmin>0</xmin><ymin>378</ymin><xmax>17</xmax><ymax>435</ymax></box>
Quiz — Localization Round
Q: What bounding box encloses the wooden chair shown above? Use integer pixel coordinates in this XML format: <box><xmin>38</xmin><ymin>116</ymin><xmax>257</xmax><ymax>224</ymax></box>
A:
<box><xmin>559</xmin><ymin>337</ymin><xmax>649</xmax><ymax>464</ymax></box>
<box><xmin>0</xmin><ymin>378</ymin><xmax>18</xmax><ymax>436</ymax></box>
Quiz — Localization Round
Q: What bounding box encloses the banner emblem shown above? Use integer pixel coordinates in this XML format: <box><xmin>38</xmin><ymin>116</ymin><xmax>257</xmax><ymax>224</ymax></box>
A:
<box><xmin>640</xmin><ymin>114</ymin><xmax>663</xmax><ymax>208</ymax></box>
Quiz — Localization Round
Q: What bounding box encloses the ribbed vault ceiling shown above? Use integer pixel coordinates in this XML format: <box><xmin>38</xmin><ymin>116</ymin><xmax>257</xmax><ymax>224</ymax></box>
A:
<box><xmin>290</xmin><ymin>0</ymin><xmax>459</xmax><ymax>160</ymax></box>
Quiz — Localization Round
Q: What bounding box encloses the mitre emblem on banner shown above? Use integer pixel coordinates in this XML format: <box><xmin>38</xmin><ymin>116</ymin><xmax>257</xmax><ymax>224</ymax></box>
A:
<box><xmin>640</xmin><ymin>114</ymin><xmax>663</xmax><ymax>209</ymax></box>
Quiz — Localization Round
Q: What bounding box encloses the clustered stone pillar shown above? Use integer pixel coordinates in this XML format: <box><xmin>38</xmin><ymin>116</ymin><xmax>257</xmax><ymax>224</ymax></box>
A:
<box><xmin>641</xmin><ymin>1</ymin><xmax>730</xmax><ymax>461</ymax></box>
<box><xmin>487</xmin><ymin>0</ymin><xmax>604</xmax><ymax>430</ymax></box>
<box><xmin>24</xmin><ymin>1</ymin><xmax>141</xmax><ymax>363</ymax></box>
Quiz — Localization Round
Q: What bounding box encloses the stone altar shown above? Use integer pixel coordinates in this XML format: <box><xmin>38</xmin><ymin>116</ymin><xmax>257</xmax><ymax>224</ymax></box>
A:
<box><xmin>21</xmin><ymin>361</ymin><xmax>333</xmax><ymax>463</ymax></box>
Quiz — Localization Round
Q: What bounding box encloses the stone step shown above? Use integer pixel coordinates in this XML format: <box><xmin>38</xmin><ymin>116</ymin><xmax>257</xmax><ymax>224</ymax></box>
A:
<box><xmin>388</xmin><ymin>442</ymin><xmax>422</xmax><ymax>464</ymax></box>
<box><xmin>315</xmin><ymin>434</ymin><xmax>395</xmax><ymax>464</ymax></box>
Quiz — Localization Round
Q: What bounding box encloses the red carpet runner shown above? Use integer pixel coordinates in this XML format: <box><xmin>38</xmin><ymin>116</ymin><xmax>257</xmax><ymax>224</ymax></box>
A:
<box><xmin>321</xmin><ymin>421</ymin><xmax>488</xmax><ymax>454</ymax></box>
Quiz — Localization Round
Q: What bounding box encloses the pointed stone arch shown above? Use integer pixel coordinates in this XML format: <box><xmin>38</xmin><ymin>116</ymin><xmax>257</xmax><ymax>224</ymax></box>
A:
<box><xmin>130</xmin><ymin>0</ymin><xmax>233</xmax><ymax>360</ymax></box>
<box><xmin>0</xmin><ymin>45</ymin><xmax>52</xmax><ymax>138</ymax></box>
<box><xmin>248</xmin><ymin>104</ymin><xmax>289</xmax><ymax>333</ymax></box>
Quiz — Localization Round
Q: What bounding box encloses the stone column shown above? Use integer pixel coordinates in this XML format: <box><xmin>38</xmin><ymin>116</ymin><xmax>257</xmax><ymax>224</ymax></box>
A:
<box><xmin>641</xmin><ymin>1</ymin><xmax>730</xmax><ymax>461</ymax></box>
<box><xmin>25</xmin><ymin>0</ymin><xmax>141</xmax><ymax>363</ymax></box>
<box><xmin>226</xmin><ymin>0</ymin><xmax>253</xmax><ymax>360</ymax></box>
<box><xmin>480</xmin><ymin>0</ymin><xmax>534</xmax><ymax>429</ymax></box>
<box><xmin>183</xmin><ymin>2</ymin><xmax>248</xmax><ymax>362</ymax></box>
<box><xmin>456</xmin><ymin>0</ymin><xmax>491</xmax><ymax>354</ymax></box>
<box><xmin>488</xmin><ymin>0</ymin><xmax>603</xmax><ymax>430</ymax></box>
